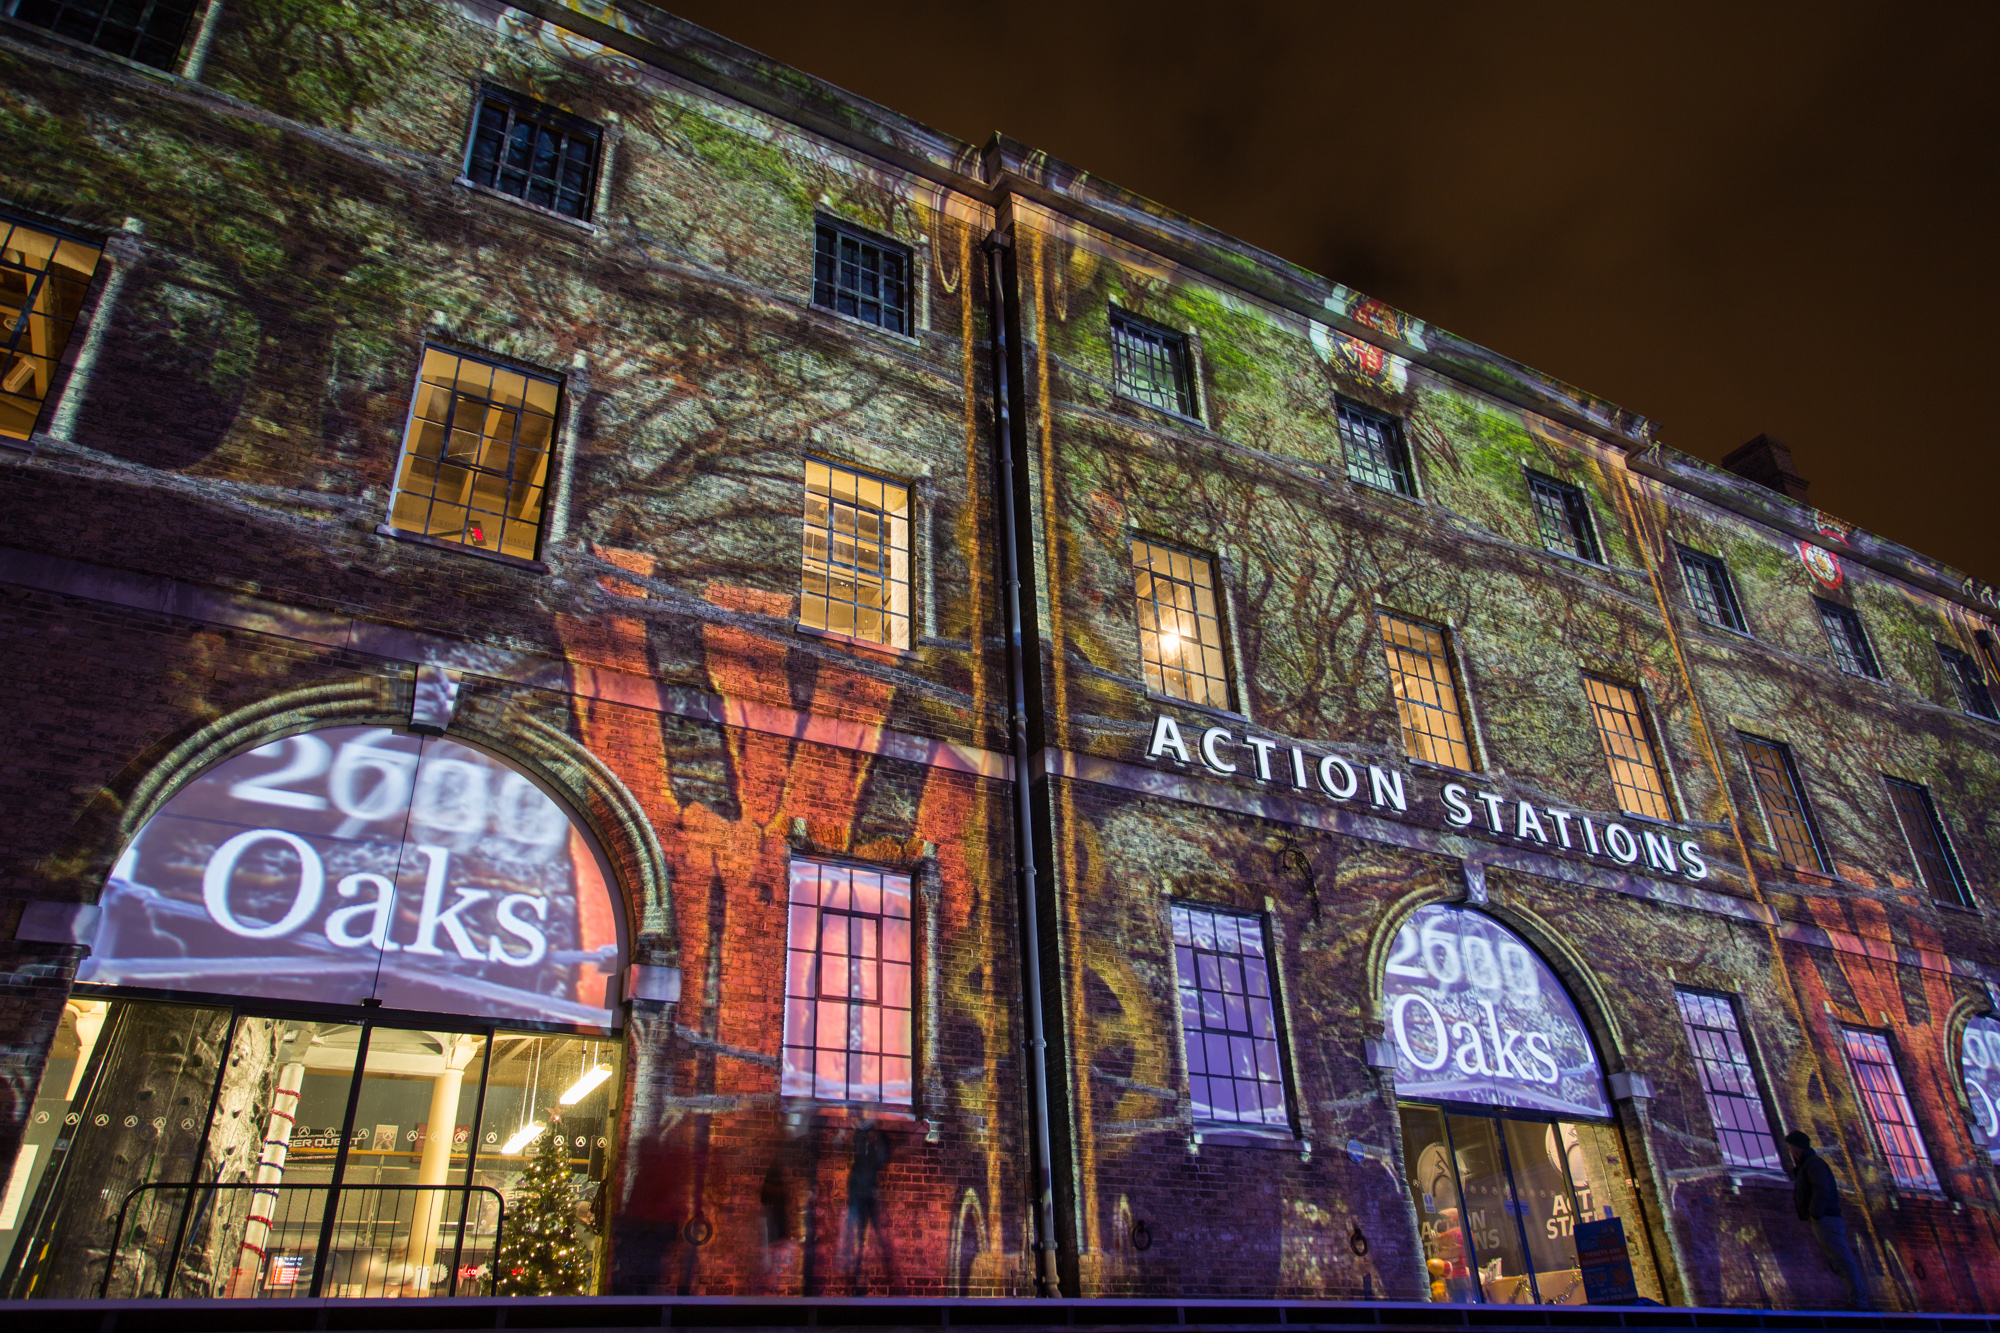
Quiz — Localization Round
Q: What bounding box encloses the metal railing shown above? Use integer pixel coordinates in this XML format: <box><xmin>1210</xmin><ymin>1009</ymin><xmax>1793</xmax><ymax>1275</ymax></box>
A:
<box><xmin>101</xmin><ymin>1181</ymin><xmax>505</xmax><ymax>1301</ymax></box>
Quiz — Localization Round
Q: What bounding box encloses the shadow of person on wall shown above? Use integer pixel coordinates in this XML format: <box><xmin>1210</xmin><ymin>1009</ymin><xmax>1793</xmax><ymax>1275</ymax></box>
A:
<box><xmin>841</xmin><ymin>1115</ymin><xmax>897</xmax><ymax>1294</ymax></box>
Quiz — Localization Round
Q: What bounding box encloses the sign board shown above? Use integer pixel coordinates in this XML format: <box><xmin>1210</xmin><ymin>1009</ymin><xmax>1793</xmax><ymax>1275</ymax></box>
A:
<box><xmin>1962</xmin><ymin>1016</ymin><xmax>2000</xmax><ymax>1163</ymax></box>
<box><xmin>80</xmin><ymin>727</ymin><xmax>621</xmax><ymax>1026</ymax></box>
<box><xmin>1575</xmin><ymin>1215</ymin><xmax>1638</xmax><ymax>1305</ymax></box>
<box><xmin>1382</xmin><ymin>905</ymin><xmax>1611</xmax><ymax>1118</ymax></box>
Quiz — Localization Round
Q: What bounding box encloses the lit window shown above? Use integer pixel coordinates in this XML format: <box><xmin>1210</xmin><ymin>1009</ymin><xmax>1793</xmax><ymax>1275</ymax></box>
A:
<box><xmin>1841</xmin><ymin>1028</ymin><xmax>1941</xmax><ymax>1192</ymax></box>
<box><xmin>1171</xmin><ymin>903</ymin><xmax>1289</xmax><ymax>1128</ymax></box>
<box><xmin>1738</xmin><ymin>734</ymin><xmax>1828</xmax><ymax>874</ymax></box>
<box><xmin>781</xmin><ymin>860</ymin><xmax>913</xmax><ymax>1107</ymax></box>
<box><xmin>1339</xmin><ymin>399</ymin><xmax>1415</xmax><ymax>496</ymax></box>
<box><xmin>1674</xmin><ymin>990</ymin><xmax>1780</xmax><ymax>1170</ymax></box>
<box><xmin>1938</xmin><ymin>643</ymin><xmax>1999</xmax><ymax>720</ymax></box>
<box><xmin>801</xmin><ymin>459</ymin><xmax>911</xmax><ymax>649</ymax></box>
<box><xmin>1581</xmin><ymin>675</ymin><xmax>1674</xmax><ymax>821</ymax></box>
<box><xmin>7</xmin><ymin>0</ymin><xmax>196</xmax><ymax>68</ymax></box>
<box><xmin>1109</xmin><ymin>308</ymin><xmax>1193</xmax><ymax>417</ymax></box>
<box><xmin>1131</xmin><ymin>540</ymin><xmax>1230</xmax><ymax>709</ymax></box>
<box><xmin>1884</xmin><ymin>777</ymin><xmax>1972</xmax><ymax>909</ymax></box>
<box><xmin>1678</xmin><ymin>547</ymin><xmax>1747</xmax><ymax>633</ymax></box>
<box><xmin>813</xmin><ymin>220</ymin><xmax>910</xmax><ymax>334</ymax></box>
<box><xmin>1527</xmin><ymin>472</ymin><xmax>1599</xmax><ymax>562</ymax></box>
<box><xmin>1816</xmin><ymin>600</ymin><xmax>1879</xmax><ymax>679</ymax></box>
<box><xmin>465</xmin><ymin>90</ymin><xmax>601</xmax><ymax>220</ymax></box>
<box><xmin>1379</xmin><ymin>614</ymin><xmax>1475</xmax><ymax>770</ymax></box>
<box><xmin>0</xmin><ymin>216</ymin><xmax>101</xmax><ymax>441</ymax></box>
<box><xmin>389</xmin><ymin>347</ymin><xmax>559</xmax><ymax>561</ymax></box>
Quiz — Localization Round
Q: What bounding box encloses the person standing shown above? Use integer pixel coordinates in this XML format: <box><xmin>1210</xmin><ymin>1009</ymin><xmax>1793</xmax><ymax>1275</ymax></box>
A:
<box><xmin>1784</xmin><ymin>1130</ymin><xmax>1872</xmax><ymax>1311</ymax></box>
<box><xmin>844</xmin><ymin>1117</ymin><xmax>897</xmax><ymax>1291</ymax></box>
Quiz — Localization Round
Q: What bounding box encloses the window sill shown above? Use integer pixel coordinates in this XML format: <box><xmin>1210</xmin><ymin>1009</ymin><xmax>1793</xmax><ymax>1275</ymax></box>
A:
<box><xmin>1932</xmin><ymin>898</ymin><xmax>1981</xmax><ymax>916</ymax></box>
<box><xmin>1616</xmin><ymin>809</ymin><xmax>1683</xmax><ymax>829</ymax></box>
<box><xmin>0</xmin><ymin>14</ymin><xmax>185</xmax><ymax>83</ymax></box>
<box><xmin>1407</xmin><ymin>757</ymin><xmax>1486</xmax><ymax>782</ymax></box>
<box><xmin>808</xmin><ymin>301</ymin><xmax>924</xmax><ymax>349</ymax></box>
<box><xmin>1142</xmin><ymin>691</ymin><xmax>1248</xmax><ymax>726</ymax></box>
<box><xmin>795</xmin><ymin>621</ymin><xmax>920</xmax><ymax>660</ymax></box>
<box><xmin>1192</xmin><ymin>1125</ymin><xmax>1303</xmax><ymax>1151</ymax></box>
<box><xmin>1112</xmin><ymin>388</ymin><xmax>1205</xmax><ymax>431</ymax></box>
<box><xmin>1348</xmin><ymin>476</ymin><xmax>1423</xmax><ymax>506</ymax></box>
<box><xmin>454</xmin><ymin>176</ymin><xmax>601</xmax><ymax>235</ymax></box>
<box><xmin>376</xmin><ymin>523</ymin><xmax>549</xmax><ymax>572</ymax></box>
<box><xmin>780</xmin><ymin>1099</ymin><xmax>921</xmax><ymax>1128</ymax></box>
<box><xmin>1539</xmin><ymin>546</ymin><xmax>1614</xmax><ymax>573</ymax></box>
<box><xmin>1691</xmin><ymin>618</ymin><xmax>1755</xmax><ymax>641</ymax></box>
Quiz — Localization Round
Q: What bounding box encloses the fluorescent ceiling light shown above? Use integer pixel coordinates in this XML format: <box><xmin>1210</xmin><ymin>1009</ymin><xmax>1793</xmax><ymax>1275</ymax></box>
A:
<box><xmin>501</xmin><ymin>1123</ymin><xmax>545</xmax><ymax>1155</ymax></box>
<box><xmin>560</xmin><ymin>1065</ymin><xmax>612</xmax><ymax>1105</ymax></box>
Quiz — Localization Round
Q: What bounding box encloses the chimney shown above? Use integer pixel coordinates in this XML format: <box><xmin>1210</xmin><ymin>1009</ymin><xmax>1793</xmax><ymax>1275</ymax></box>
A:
<box><xmin>1721</xmin><ymin>434</ymin><xmax>1810</xmax><ymax>501</ymax></box>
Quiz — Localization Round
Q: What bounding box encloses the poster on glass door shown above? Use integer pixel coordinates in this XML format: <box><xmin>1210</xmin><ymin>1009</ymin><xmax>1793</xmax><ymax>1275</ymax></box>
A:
<box><xmin>1383</xmin><ymin>904</ymin><xmax>1611</xmax><ymax>1118</ymax></box>
<box><xmin>79</xmin><ymin>726</ymin><xmax>621</xmax><ymax>1026</ymax></box>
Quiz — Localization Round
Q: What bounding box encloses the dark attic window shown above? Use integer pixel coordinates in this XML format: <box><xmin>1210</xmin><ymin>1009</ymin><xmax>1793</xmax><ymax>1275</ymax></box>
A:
<box><xmin>1109</xmin><ymin>307</ymin><xmax>1194</xmax><ymax>418</ymax></box>
<box><xmin>5</xmin><ymin>0</ymin><xmax>198</xmax><ymax>69</ymax></box>
<box><xmin>813</xmin><ymin>219</ymin><xmax>911</xmax><ymax>334</ymax></box>
<box><xmin>465</xmin><ymin>89</ymin><xmax>602</xmax><ymax>221</ymax></box>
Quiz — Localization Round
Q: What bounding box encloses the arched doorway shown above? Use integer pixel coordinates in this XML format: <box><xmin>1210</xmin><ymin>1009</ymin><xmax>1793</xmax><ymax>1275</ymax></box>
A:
<box><xmin>3</xmin><ymin>727</ymin><xmax>628</xmax><ymax>1301</ymax></box>
<box><xmin>1384</xmin><ymin>904</ymin><xmax>1663</xmax><ymax>1305</ymax></box>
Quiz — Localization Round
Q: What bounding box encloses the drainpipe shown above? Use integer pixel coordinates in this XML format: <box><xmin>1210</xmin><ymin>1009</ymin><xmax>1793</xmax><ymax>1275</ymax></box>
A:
<box><xmin>983</xmin><ymin>223</ymin><xmax>1062</xmax><ymax>1298</ymax></box>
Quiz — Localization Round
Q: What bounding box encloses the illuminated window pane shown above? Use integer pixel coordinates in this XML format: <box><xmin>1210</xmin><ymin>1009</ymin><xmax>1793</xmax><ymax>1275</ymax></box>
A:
<box><xmin>1739</xmin><ymin>734</ymin><xmax>1828</xmax><ymax>874</ymax></box>
<box><xmin>465</xmin><ymin>90</ymin><xmax>601</xmax><ymax>220</ymax></box>
<box><xmin>1885</xmin><ymin>776</ymin><xmax>1972</xmax><ymax>908</ymax></box>
<box><xmin>1171</xmin><ymin>903</ymin><xmax>1288</xmax><ymax>1129</ymax></box>
<box><xmin>1527</xmin><ymin>472</ymin><xmax>1598</xmax><ymax>561</ymax></box>
<box><xmin>1339</xmin><ymin>400</ymin><xmax>1415</xmax><ymax>496</ymax></box>
<box><xmin>1379</xmin><ymin>614</ymin><xmax>1475</xmax><ymax>770</ymax></box>
<box><xmin>801</xmin><ymin>459</ymin><xmax>911</xmax><ymax>649</ymax></box>
<box><xmin>813</xmin><ymin>221</ymin><xmax>910</xmax><ymax>334</ymax></box>
<box><xmin>1678</xmin><ymin>548</ymin><xmax>1746</xmax><ymax>633</ymax></box>
<box><xmin>781</xmin><ymin>860</ymin><xmax>913</xmax><ymax>1107</ymax></box>
<box><xmin>1938</xmin><ymin>643</ymin><xmax>1999</xmax><ymax>720</ymax></box>
<box><xmin>1581</xmin><ymin>675</ymin><xmax>1674</xmax><ymax>821</ymax></box>
<box><xmin>9</xmin><ymin>0</ymin><xmax>196</xmax><ymax>68</ymax></box>
<box><xmin>1131</xmin><ymin>540</ymin><xmax>1230</xmax><ymax>709</ymax></box>
<box><xmin>1109</xmin><ymin>308</ymin><xmax>1192</xmax><ymax>417</ymax></box>
<box><xmin>390</xmin><ymin>346</ymin><xmax>560</xmax><ymax>560</ymax></box>
<box><xmin>1841</xmin><ymin>1028</ymin><xmax>1941</xmax><ymax>1192</ymax></box>
<box><xmin>1675</xmin><ymin>990</ymin><xmax>1780</xmax><ymax>1170</ymax></box>
<box><xmin>1816</xmin><ymin>600</ymin><xmax>1879</xmax><ymax>678</ymax></box>
<box><xmin>0</xmin><ymin>217</ymin><xmax>102</xmax><ymax>441</ymax></box>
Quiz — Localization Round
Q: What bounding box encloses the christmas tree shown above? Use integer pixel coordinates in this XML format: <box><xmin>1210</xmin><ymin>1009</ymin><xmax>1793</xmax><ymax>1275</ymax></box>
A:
<box><xmin>495</xmin><ymin>1113</ymin><xmax>591</xmax><ymax>1296</ymax></box>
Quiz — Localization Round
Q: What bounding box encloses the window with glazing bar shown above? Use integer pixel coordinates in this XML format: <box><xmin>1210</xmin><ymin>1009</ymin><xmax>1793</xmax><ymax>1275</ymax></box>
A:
<box><xmin>1884</xmin><ymin>777</ymin><xmax>1972</xmax><ymax>908</ymax></box>
<box><xmin>1171</xmin><ymin>903</ymin><xmax>1289</xmax><ymax>1128</ymax></box>
<box><xmin>1108</xmin><ymin>308</ymin><xmax>1193</xmax><ymax>417</ymax></box>
<box><xmin>1527</xmin><ymin>472</ymin><xmax>1599</xmax><ymax>562</ymax></box>
<box><xmin>5</xmin><ymin>0</ymin><xmax>196</xmax><ymax>68</ymax></box>
<box><xmin>1379</xmin><ymin>614</ymin><xmax>1475</xmax><ymax>770</ymax></box>
<box><xmin>813</xmin><ymin>220</ymin><xmax>910</xmax><ymax>334</ymax></box>
<box><xmin>801</xmin><ymin>459</ymin><xmax>911</xmax><ymax>649</ymax></box>
<box><xmin>1581</xmin><ymin>675</ymin><xmax>1674</xmax><ymax>821</ymax></box>
<box><xmin>1</xmin><ymin>215</ymin><xmax>100</xmax><ymax>441</ymax></box>
<box><xmin>390</xmin><ymin>347</ymin><xmax>559</xmax><ymax>561</ymax></box>
<box><xmin>1938</xmin><ymin>643</ymin><xmax>1999</xmax><ymax>719</ymax></box>
<box><xmin>1678</xmin><ymin>547</ymin><xmax>1746</xmax><ymax>633</ymax></box>
<box><xmin>1738</xmin><ymin>734</ymin><xmax>1828</xmax><ymax>873</ymax></box>
<box><xmin>1338</xmin><ymin>400</ymin><xmax>1415</xmax><ymax>496</ymax></box>
<box><xmin>464</xmin><ymin>90</ymin><xmax>601</xmax><ymax>220</ymax></box>
<box><xmin>1841</xmin><ymin>1028</ymin><xmax>1941</xmax><ymax>1192</ymax></box>
<box><xmin>1674</xmin><ymin>990</ymin><xmax>1780</xmax><ymax>1170</ymax></box>
<box><xmin>1816</xmin><ymin>600</ymin><xmax>1879</xmax><ymax>678</ymax></box>
<box><xmin>1131</xmin><ymin>539</ymin><xmax>1231</xmax><ymax>709</ymax></box>
<box><xmin>781</xmin><ymin>859</ymin><xmax>913</xmax><ymax>1107</ymax></box>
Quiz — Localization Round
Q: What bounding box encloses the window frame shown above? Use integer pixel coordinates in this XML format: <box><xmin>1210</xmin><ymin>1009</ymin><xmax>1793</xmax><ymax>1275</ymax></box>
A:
<box><xmin>1673</xmin><ymin>988</ymin><xmax>1782</xmax><ymax>1171</ymax></box>
<box><xmin>1839</xmin><ymin>1026</ymin><xmax>1943</xmax><ymax>1194</ymax></box>
<box><xmin>798</xmin><ymin>456</ymin><xmax>915</xmax><ymax>651</ymax></box>
<box><xmin>1579</xmin><ymin>673</ymin><xmax>1677</xmax><ymax>822</ymax></box>
<box><xmin>1736</xmin><ymin>733</ymin><xmax>1830</xmax><ymax>875</ymax></box>
<box><xmin>811</xmin><ymin>216</ymin><xmax>914</xmax><ymax>336</ymax></box>
<box><xmin>779</xmin><ymin>856</ymin><xmax>917</xmax><ymax>1110</ymax></box>
<box><xmin>1937</xmin><ymin>641</ymin><xmax>2000</xmax><ymax>720</ymax></box>
<box><xmin>384</xmin><ymin>343</ymin><xmax>564</xmax><ymax>567</ymax></box>
<box><xmin>461</xmin><ymin>86</ymin><xmax>604</xmax><ymax>222</ymax></box>
<box><xmin>1525</xmin><ymin>470</ymin><xmax>1601</xmax><ymax>563</ymax></box>
<box><xmin>4</xmin><ymin>0</ymin><xmax>198</xmax><ymax>70</ymax></box>
<box><xmin>0</xmin><ymin>208</ymin><xmax>104</xmax><ymax>445</ymax></box>
<box><xmin>1107</xmin><ymin>305</ymin><xmax>1196</xmax><ymax>420</ymax></box>
<box><xmin>1130</xmin><ymin>537</ymin><xmax>1234</xmax><ymax>712</ymax></box>
<box><xmin>1883</xmin><ymin>775</ymin><xmax>1973</xmax><ymax>910</ymax></box>
<box><xmin>1676</xmin><ymin>546</ymin><xmax>1748</xmax><ymax>634</ymax></box>
<box><xmin>1815</xmin><ymin>599</ymin><xmax>1880</xmax><ymax>679</ymax></box>
<box><xmin>1377</xmin><ymin>611</ymin><xmax>1479</xmax><ymax>772</ymax></box>
<box><xmin>1168</xmin><ymin>900</ymin><xmax>1295</xmax><ymax>1133</ymax></box>
<box><xmin>1336</xmin><ymin>398</ymin><xmax>1418</xmax><ymax>498</ymax></box>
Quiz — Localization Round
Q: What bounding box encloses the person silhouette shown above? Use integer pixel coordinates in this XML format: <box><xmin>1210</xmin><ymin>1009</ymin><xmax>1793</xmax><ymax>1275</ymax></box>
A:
<box><xmin>843</xmin><ymin>1117</ymin><xmax>896</xmax><ymax>1290</ymax></box>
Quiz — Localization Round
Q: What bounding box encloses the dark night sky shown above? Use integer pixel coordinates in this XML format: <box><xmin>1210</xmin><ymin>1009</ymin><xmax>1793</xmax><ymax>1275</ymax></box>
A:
<box><xmin>664</xmin><ymin>1</ymin><xmax>1999</xmax><ymax>588</ymax></box>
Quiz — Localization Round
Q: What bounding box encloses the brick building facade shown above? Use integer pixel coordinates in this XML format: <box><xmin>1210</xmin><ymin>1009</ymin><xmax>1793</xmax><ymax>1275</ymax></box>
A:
<box><xmin>0</xmin><ymin>0</ymin><xmax>1997</xmax><ymax>1314</ymax></box>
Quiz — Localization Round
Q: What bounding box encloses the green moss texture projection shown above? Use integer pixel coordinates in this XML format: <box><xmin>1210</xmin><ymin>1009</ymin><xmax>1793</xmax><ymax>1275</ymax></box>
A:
<box><xmin>0</xmin><ymin>0</ymin><xmax>1997</xmax><ymax>1312</ymax></box>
